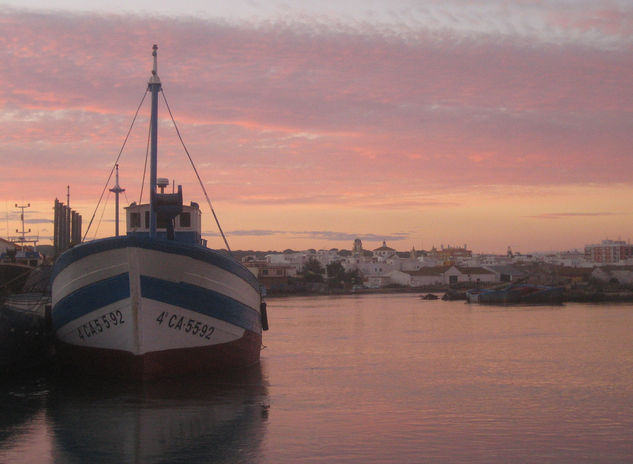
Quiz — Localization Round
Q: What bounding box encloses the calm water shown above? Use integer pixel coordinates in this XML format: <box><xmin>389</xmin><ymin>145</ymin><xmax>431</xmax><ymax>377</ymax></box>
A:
<box><xmin>1</xmin><ymin>293</ymin><xmax>633</xmax><ymax>463</ymax></box>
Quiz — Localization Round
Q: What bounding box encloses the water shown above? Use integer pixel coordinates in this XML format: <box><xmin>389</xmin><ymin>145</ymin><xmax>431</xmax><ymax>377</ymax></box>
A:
<box><xmin>1</xmin><ymin>293</ymin><xmax>632</xmax><ymax>463</ymax></box>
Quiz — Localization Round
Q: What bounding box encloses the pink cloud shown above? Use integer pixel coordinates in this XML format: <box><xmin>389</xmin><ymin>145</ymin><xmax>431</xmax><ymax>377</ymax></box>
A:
<box><xmin>1</xmin><ymin>7</ymin><xmax>633</xmax><ymax>220</ymax></box>
<box><xmin>548</xmin><ymin>6</ymin><xmax>633</xmax><ymax>39</ymax></box>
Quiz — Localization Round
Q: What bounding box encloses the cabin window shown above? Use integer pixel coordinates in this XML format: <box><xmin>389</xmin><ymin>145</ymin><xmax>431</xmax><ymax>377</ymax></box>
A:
<box><xmin>145</xmin><ymin>211</ymin><xmax>150</xmax><ymax>228</ymax></box>
<box><xmin>130</xmin><ymin>212</ymin><xmax>141</xmax><ymax>228</ymax></box>
<box><xmin>179</xmin><ymin>212</ymin><xmax>191</xmax><ymax>227</ymax></box>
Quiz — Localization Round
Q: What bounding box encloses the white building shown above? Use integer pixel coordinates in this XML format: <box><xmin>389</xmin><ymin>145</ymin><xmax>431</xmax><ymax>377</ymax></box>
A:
<box><xmin>266</xmin><ymin>252</ymin><xmax>311</xmax><ymax>273</ymax></box>
<box><xmin>373</xmin><ymin>241</ymin><xmax>396</xmax><ymax>260</ymax></box>
<box><xmin>585</xmin><ymin>240</ymin><xmax>633</xmax><ymax>264</ymax></box>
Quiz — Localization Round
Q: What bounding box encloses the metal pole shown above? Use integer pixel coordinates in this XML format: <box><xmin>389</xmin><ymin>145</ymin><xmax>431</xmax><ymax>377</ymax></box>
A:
<box><xmin>148</xmin><ymin>44</ymin><xmax>161</xmax><ymax>239</ymax></box>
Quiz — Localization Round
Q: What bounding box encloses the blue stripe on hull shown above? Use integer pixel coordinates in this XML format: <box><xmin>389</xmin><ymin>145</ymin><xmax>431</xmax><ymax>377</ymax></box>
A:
<box><xmin>52</xmin><ymin>236</ymin><xmax>260</xmax><ymax>291</ymax></box>
<box><xmin>52</xmin><ymin>273</ymin><xmax>130</xmax><ymax>330</ymax></box>
<box><xmin>52</xmin><ymin>272</ymin><xmax>261</xmax><ymax>335</ymax></box>
<box><xmin>140</xmin><ymin>275</ymin><xmax>262</xmax><ymax>334</ymax></box>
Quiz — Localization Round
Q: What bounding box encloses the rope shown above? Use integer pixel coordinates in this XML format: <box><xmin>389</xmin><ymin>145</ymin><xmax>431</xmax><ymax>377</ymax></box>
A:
<box><xmin>0</xmin><ymin>268</ymin><xmax>32</xmax><ymax>290</ymax></box>
<box><xmin>160</xmin><ymin>89</ymin><xmax>232</xmax><ymax>254</ymax></box>
<box><xmin>92</xmin><ymin>189</ymin><xmax>111</xmax><ymax>241</ymax></box>
<box><xmin>82</xmin><ymin>90</ymin><xmax>148</xmax><ymax>241</ymax></box>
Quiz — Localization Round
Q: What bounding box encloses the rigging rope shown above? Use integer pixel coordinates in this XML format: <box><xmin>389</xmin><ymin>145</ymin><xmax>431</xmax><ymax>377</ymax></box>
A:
<box><xmin>160</xmin><ymin>89</ymin><xmax>232</xmax><ymax>254</ymax></box>
<box><xmin>92</xmin><ymin>189</ymin><xmax>111</xmax><ymax>241</ymax></box>
<box><xmin>82</xmin><ymin>90</ymin><xmax>149</xmax><ymax>241</ymax></box>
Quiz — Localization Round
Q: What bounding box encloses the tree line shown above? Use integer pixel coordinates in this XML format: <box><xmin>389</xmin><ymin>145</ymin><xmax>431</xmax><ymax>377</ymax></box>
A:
<box><xmin>302</xmin><ymin>257</ymin><xmax>362</xmax><ymax>289</ymax></box>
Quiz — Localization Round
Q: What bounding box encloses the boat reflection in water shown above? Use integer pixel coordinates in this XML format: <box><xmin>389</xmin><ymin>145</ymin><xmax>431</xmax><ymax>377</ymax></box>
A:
<box><xmin>47</xmin><ymin>365</ymin><xmax>269</xmax><ymax>464</ymax></box>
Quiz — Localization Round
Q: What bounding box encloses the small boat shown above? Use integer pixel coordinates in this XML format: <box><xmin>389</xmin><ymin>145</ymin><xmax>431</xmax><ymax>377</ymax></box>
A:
<box><xmin>0</xmin><ymin>291</ymin><xmax>51</xmax><ymax>372</ymax></box>
<box><xmin>0</xmin><ymin>248</ymin><xmax>43</xmax><ymax>295</ymax></box>
<box><xmin>442</xmin><ymin>289</ymin><xmax>467</xmax><ymax>301</ymax></box>
<box><xmin>469</xmin><ymin>283</ymin><xmax>563</xmax><ymax>305</ymax></box>
<box><xmin>465</xmin><ymin>288</ymin><xmax>483</xmax><ymax>303</ymax></box>
<box><xmin>51</xmin><ymin>46</ymin><xmax>268</xmax><ymax>379</ymax></box>
<box><xmin>1</xmin><ymin>206</ymin><xmax>45</xmax><ymax>295</ymax></box>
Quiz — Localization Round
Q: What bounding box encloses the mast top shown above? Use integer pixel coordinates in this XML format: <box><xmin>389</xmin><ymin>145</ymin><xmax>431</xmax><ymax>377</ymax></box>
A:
<box><xmin>109</xmin><ymin>164</ymin><xmax>125</xmax><ymax>194</ymax></box>
<box><xmin>148</xmin><ymin>44</ymin><xmax>161</xmax><ymax>86</ymax></box>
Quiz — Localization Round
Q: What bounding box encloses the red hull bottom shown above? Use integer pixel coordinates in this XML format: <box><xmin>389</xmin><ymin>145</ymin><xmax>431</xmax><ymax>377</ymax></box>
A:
<box><xmin>54</xmin><ymin>330</ymin><xmax>262</xmax><ymax>380</ymax></box>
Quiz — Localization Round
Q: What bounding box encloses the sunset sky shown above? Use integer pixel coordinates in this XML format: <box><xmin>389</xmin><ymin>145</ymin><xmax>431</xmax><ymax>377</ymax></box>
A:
<box><xmin>1</xmin><ymin>1</ymin><xmax>632</xmax><ymax>253</ymax></box>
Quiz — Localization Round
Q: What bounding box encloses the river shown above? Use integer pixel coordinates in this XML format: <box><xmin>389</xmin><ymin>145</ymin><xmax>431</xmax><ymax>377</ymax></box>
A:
<box><xmin>1</xmin><ymin>293</ymin><xmax>632</xmax><ymax>463</ymax></box>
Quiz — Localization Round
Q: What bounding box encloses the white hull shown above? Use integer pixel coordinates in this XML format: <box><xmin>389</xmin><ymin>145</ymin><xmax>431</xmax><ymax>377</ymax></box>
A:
<box><xmin>51</xmin><ymin>237</ymin><xmax>263</xmax><ymax>377</ymax></box>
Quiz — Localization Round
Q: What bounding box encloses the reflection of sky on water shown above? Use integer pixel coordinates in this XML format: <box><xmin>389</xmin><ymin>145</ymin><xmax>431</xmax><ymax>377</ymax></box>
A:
<box><xmin>263</xmin><ymin>295</ymin><xmax>633</xmax><ymax>463</ymax></box>
<box><xmin>2</xmin><ymin>295</ymin><xmax>633</xmax><ymax>463</ymax></box>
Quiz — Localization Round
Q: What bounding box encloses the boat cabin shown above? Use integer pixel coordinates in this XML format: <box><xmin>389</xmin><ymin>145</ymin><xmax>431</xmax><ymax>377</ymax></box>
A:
<box><xmin>125</xmin><ymin>184</ymin><xmax>206</xmax><ymax>246</ymax></box>
<box><xmin>0</xmin><ymin>247</ymin><xmax>43</xmax><ymax>267</ymax></box>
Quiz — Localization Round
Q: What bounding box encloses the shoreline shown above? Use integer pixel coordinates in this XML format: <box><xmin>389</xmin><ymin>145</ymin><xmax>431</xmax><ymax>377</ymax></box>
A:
<box><xmin>265</xmin><ymin>286</ymin><xmax>633</xmax><ymax>303</ymax></box>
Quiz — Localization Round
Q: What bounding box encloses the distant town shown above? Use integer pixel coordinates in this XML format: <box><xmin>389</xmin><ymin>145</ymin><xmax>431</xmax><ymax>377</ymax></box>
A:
<box><xmin>238</xmin><ymin>238</ymin><xmax>633</xmax><ymax>297</ymax></box>
<box><xmin>3</xmin><ymin>221</ymin><xmax>633</xmax><ymax>299</ymax></box>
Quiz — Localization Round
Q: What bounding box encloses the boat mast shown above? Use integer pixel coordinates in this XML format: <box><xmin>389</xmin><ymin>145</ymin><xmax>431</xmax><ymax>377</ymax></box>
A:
<box><xmin>10</xmin><ymin>203</ymin><xmax>39</xmax><ymax>250</ymax></box>
<box><xmin>148</xmin><ymin>44</ymin><xmax>162</xmax><ymax>239</ymax></box>
<box><xmin>109</xmin><ymin>164</ymin><xmax>125</xmax><ymax>236</ymax></box>
<box><xmin>14</xmin><ymin>203</ymin><xmax>31</xmax><ymax>246</ymax></box>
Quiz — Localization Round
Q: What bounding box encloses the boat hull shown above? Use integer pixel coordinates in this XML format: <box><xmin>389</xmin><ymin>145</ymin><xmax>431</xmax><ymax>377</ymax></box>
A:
<box><xmin>54</xmin><ymin>329</ymin><xmax>261</xmax><ymax>378</ymax></box>
<box><xmin>51</xmin><ymin>236</ymin><xmax>263</xmax><ymax>378</ymax></box>
<box><xmin>0</xmin><ymin>263</ymin><xmax>34</xmax><ymax>294</ymax></box>
<box><xmin>0</xmin><ymin>293</ymin><xmax>51</xmax><ymax>372</ymax></box>
<box><xmin>474</xmin><ymin>284</ymin><xmax>563</xmax><ymax>305</ymax></box>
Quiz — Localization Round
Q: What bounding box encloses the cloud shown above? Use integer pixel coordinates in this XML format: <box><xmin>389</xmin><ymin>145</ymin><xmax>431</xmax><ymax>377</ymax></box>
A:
<box><xmin>25</xmin><ymin>218</ymin><xmax>54</xmax><ymax>224</ymax></box>
<box><xmin>3</xmin><ymin>210</ymin><xmax>53</xmax><ymax>224</ymax></box>
<box><xmin>527</xmin><ymin>212</ymin><xmax>621</xmax><ymax>220</ymax></box>
<box><xmin>204</xmin><ymin>229</ymin><xmax>409</xmax><ymax>243</ymax></box>
<box><xmin>292</xmin><ymin>231</ymin><xmax>409</xmax><ymax>242</ymax></box>
<box><xmin>223</xmin><ymin>229</ymin><xmax>281</xmax><ymax>237</ymax></box>
<box><xmin>2</xmin><ymin>8</ymin><xmax>631</xmax><ymax>202</ymax></box>
<box><xmin>2</xmin><ymin>6</ymin><xmax>633</xmax><ymax>252</ymax></box>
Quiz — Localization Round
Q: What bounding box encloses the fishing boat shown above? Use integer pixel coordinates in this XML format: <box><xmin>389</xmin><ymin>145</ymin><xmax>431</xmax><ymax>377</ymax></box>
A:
<box><xmin>0</xmin><ymin>291</ymin><xmax>51</xmax><ymax>372</ymax></box>
<box><xmin>0</xmin><ymin>204</ymin><xmax>45</xmax><ymax>295</ymax></box>
<box><xmin>467</xmin><ymin>283</ymin><xmax>563</xmax><ymax>305</ymax></box>
<box><xmin>51</xmin><ymin>46</ymin><xmax>268</xmax><ymax>379</ymax></box>
<box><xmin>0</xmin><ymin>247</ymin><xmax>43</xmax><ymax>295</ymax></box>
<box><xmin>465</xmin><ymin>288</ymin><xmax>483</xmax><ymax>303</ymax></box>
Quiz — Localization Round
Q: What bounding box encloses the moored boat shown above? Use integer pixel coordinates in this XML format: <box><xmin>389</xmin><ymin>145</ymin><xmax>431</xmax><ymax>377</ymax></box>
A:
<box><xmin>1</xmin><ymin>205</ymin><xmax>45</xmax><ymax>295</ymax></box>
<box><xmin>51</xmin><ymin>46</ymin><xmax>268</xmax><ymax>379</ymax></box>
<box><xmin>0</xmin><ymin>253</ymin><xmax>39</xmax><ymax>295</ymax></box>
<box><xmin>465</xmin><ymin>288</ymin><xmax>483</xmax><ymax>303</ymax></box>
<box><xmin>0</xmin><ymin>292</ymin><xmax>51</xmax><ymax>372</ymax></box>
<box><xmin>469</xmin><ymin>283</ymin><xmax>563</xmax><ymax>305</ymax></box>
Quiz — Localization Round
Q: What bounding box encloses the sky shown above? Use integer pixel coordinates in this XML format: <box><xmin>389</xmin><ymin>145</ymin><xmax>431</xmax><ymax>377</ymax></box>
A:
<box><xmin>1</xmin><ymin>0</ymin><xmax>633</xmax><ymax>254</ymax></box>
